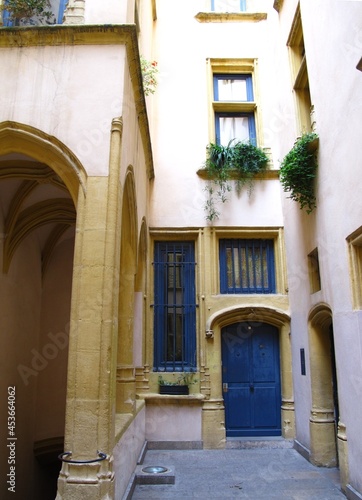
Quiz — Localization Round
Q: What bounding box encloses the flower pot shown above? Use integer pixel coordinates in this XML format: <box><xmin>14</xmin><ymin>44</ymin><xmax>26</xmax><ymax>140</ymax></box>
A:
<box><xmin>159</xmin><ymin>385</ymin><xmax>189</xmax><ymax>395</ymax></box>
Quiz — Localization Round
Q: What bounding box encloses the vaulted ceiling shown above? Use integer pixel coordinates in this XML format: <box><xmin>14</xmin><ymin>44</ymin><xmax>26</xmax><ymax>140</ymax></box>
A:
<box><xmin>0</xmin><ymin>153</ymin><xmax>76</xmax><ymax>275</ymax></box>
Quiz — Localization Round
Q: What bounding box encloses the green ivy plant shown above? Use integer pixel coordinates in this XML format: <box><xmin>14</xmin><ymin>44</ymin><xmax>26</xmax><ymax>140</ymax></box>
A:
<box><xmin>2</xmin><ymin>0</ymin><xmax>53</xmax><ymax>24</ymax></box>
<box><xmin>279</xmin><ymin>132</ymin><xmax>319</xmax><ymax>214</ymax></box>
<box><xmin>204</xmin><ymin>139</ymin><xmax>268</xmax><ymax>221</ymax></box>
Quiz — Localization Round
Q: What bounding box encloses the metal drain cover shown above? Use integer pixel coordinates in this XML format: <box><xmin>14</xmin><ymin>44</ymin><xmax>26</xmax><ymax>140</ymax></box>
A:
<box><xmin>142</xmin><ymin>466</ymin><xmax>169</xmax><ymax>474</ymax></box>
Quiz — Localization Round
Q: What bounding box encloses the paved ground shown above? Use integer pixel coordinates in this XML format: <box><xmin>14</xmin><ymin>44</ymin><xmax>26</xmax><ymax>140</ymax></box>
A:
<box><xmin>131</xmin><ymin>442</ymin><xmax>344</xmax><ymax>499</ymax></box>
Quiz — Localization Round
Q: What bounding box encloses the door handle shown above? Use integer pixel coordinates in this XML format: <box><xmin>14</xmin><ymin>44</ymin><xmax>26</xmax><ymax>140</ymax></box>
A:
<box><xmin>250</xmin><ymin>384</ymin><xmax>254</xmax><ymax>392</ymax></box>
<box><xmin>223</xmin><ymin>383</ymin><xmax>228</xmax><ymax>393</ymax></box>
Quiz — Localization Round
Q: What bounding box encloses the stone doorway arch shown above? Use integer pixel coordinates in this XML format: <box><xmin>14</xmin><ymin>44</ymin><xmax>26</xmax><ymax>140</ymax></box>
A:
<box><xmin>308</xmin><ymin>304</ymin><xmax>338</xmax><ymax>466</ymax></box>
<box><xmin>203</xmin><ymin>306</ymin><xmax>294</xmax><ymax>448</ymax></box>
<box><xmin>308</xmin><ymin>303</ymin><xmax>349</xmax><ymax>490</ymax></box>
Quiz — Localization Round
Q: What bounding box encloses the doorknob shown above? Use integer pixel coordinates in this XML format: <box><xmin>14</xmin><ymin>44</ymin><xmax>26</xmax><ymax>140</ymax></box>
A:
<box><xmin>250</xmin><ymin>384</ymin><xmax>254</xmax><ymax>392</ymax></box>
<box><xmin>223</xmin><ymin>383</ymin><xmax>228</xmax><ymax>393</ymax></box>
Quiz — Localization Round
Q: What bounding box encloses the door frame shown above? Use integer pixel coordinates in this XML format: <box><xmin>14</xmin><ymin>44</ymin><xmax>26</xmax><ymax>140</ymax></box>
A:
<box><xmin>221</xmin><ymin>321</ymin><xmax>282</xmax><ymax>437</ymax></box>
<box><xmin>308</xmin><ymin>303</ymin><xmax>348</xmax><ymax>490</ymax></box>
<box><xmin>203</xmin><ymin>305</ymin><xmax>295</xmax><ymax>446</ymax></box>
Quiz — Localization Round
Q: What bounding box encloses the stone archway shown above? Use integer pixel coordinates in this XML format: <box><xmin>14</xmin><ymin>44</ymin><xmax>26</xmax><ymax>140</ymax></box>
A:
<box><xmin>308</xmin><ymin>304</ymin><xmax>338</xmax><ymax>467</ymax></box>
<box><xmin>116</xmin><ymin>168</ymin><xmax>138</xmax><ymax>414</ymax></box>
<box><xmin>0</xmin><ymin>121</ymin><xmax>85</xmax><ymax>499</ymax></box>
<box><xmin>134</xmin><ymin>219</ymin><xmax>148</xmax><ymax>391</ymax></box>
<box><xmin>203</xmin><ymin>306</ymin><xmax>294</xmax><ymax>448</ymax></box>
<box><xmin>308</xmin><ymin>303</ymin><xmax>349</xmax><ymax>489</ymax></box>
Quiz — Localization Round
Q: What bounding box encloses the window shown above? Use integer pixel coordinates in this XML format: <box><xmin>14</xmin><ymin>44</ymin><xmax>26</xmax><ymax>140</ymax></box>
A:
<box><xmin>287</xmin><ymin>6</ymin><xmax>313</xmax><ymax>133</ymax></box>
<box><xmin>57</xmin><ymin>0</ymin><xmax>67</xmax><ymax>24</ymax></box>
<box><xmin>153</xmin><ymin>242</ymin><xmax>196</xmax><ymax>371</ymax></box>
<box><xmin>347</xmin><ymin>227</ymin><xmax>362</xmax><ymax>309</ymax></box>
<box><xmin>220</xmin><ymin>239</ymin><xmax>275</xmax><ymax>293</ymax></box>
<box><xmin>211</xmin><ymin>0</ymin><xmax>246</xmax><ymax>12</ymax></box>
<box><xmin>213</xmin><ymin>74</ymin><xmax>256</xmax><ymax>145</ymax></box>
<box><xmin>209</xmin><ymin>60</ymin><xmax>259</xmax><ymax>146</ymax></box>
<box><xmin>2</xmin><ymin>0</ymin><xmax>66</xmax><ymax>26</ymax></box>
<box><xmin>308</xmin><ymin>248</ymin><xmax>321</xmax><ymax>293</ymax></box>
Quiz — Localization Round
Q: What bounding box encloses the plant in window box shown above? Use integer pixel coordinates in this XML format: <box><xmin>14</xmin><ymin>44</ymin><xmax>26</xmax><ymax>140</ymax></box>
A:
<box><xmin>279</xmin><ymin>132</ymin><xmax>319</xmax><ymax>214</ymax></box>
<box><xmin>2</xmin><ymin>0</ymin><xmax>54</xmax><ymax>25</ymax></box>
<box><xmin>158</xmin><ymin>373</ymin><xmax>197</xmax><ymax>395</ymax></box>
<box><xmin>204</xmin><ymin>139</ymin><xmax>269</xmax><ymax>221</ymax></box>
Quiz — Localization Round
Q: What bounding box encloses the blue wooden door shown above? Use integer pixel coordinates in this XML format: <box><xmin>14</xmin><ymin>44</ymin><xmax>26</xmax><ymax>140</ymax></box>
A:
<box><xmin>222</xmin><ymin>322</ymin><xmax>281</xmax><ymax>437</ymax></box>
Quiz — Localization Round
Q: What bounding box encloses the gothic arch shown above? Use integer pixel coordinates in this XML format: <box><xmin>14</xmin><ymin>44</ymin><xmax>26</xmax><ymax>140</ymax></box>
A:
<box><xmin>308</xmin><ymin>303</ymin><xmax>339</xmax><ymax>467</ymax></box>
<box><xmin>0</xmin><ymin>121</ymin><xmax>83</xmax><ymax>497</ymax></box>
<box><xmin>0</xmin><ymin>121</ymin><xmax>87</xmax><ymax>203</ymax></box>
<box><xmin>116</xmin><ymin>166</ymin><xmax>139</xmax><ymax>414</ymax></box>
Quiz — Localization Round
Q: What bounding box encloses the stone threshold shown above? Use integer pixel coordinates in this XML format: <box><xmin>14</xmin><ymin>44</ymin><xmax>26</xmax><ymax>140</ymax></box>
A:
<box><xmin>226</xmin><ymin>437</ymin><xmax>294</xmax><ymax>449</ymax></box>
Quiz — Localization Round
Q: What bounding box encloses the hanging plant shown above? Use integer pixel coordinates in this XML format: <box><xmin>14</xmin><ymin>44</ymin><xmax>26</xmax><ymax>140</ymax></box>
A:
<box><xmin>2</xmin><ymin>0</ymin><xmax>53</xmax><ymax>24</ymax></box>
<box><xmin>203</xmin><ymin>139</ymin><xmax>268</xmax><ymax>221</ymax></box>
<box><xmin>279</xmin><ymin>132</ymin><xmax>319</xmax><ymax>214</ymax></box>
<box><xmin>140</xmin><ymin>56</ymin><xmax>159</xmax><ymax>96</ymax></box>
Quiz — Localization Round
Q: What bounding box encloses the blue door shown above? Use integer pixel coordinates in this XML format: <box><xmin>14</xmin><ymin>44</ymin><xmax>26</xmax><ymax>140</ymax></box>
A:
<box><xmin>222</xmin><ymin>322</ymin><xmax>281</xmax><ymax>437</ymax></box>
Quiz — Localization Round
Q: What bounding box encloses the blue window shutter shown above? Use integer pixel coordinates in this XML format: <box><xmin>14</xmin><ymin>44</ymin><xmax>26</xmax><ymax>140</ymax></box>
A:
<box><xmin>3</xmin><ymin>7</ymin><xmax>13</xmax><ymax>27</ymax></box>
<box><xmin>245</xmin><ymin>74</ymin><xmax>254</xmax><ymax>101</ymax></box>
<box><xmin>57</xmin><ymin>0</ymin><xmax>67</xmax><ymax>24</ymax></box>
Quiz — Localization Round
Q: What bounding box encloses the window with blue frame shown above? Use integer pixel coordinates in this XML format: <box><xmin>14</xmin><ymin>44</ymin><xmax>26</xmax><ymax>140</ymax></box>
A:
<box><xmin>57</xmin><ymin>0</ymin><xmax>67</xmax><ymax>24</ymax></box>
<box><xmin>213</xmin><ymin>74</ymin><xmax>256</xmax><ymax>146</ymax></box>
<box><xmin>2</xmin><ymin>0</ymin><xmax>67</xmax><ymax>26</ymax></box>
<box><xmin>220</xmin><ymin>239</ymin><xmax>275</xmax><ymax>293</ymax></box>
<box><xmin>211</xmin><ymin>0</ymin><xmax>246</xmax><ymax>12</ymax></box>
<box><xmin>153</xmin><ymin>241</ymin><xmax>196</xmax><ymax>372</ymax></box>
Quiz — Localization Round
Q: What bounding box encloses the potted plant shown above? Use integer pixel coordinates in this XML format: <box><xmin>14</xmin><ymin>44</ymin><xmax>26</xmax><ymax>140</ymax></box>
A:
<box><xmin>279</xmin><ymin>132</ymin><xmax>319</xmax><ymax>213</ymax></box>
<box><xmin>158</xmin><ymin>373</ymin><xmax>197</xmax><ymax>395</ymax></box>
<box><xmin>2</xmin><ymin>0</ymin><xmax>53</xmax><ymax>25</ymax></box>
<box><xmin>203</xmin><ymin>139</ymin><xmax>269</xmax><ymax>221</ymax></box>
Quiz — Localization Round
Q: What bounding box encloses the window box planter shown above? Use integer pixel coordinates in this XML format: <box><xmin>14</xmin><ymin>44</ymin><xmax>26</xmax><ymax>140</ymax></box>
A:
<box><xmin>159</xmin><ymin>385</ymin><xmax>189</xmax><ymax>395</ymax></box>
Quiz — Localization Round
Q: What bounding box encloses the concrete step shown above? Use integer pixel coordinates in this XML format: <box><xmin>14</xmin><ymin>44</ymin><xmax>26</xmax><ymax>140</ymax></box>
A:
<box><xmin>225</xmin><ymin>437</ymin><xmax>294</xmax><ymax>449</ymax></box>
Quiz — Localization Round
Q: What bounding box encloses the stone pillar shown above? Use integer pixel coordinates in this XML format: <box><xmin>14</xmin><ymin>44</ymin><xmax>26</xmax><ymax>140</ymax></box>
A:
<box><xmin>202</xmin><ymin>399</ymin><xmax>226</xmax><ymax>449</ymax></box>
<box><xmin>280</xmin><ymin>324</ymin><xmax>295</xmax><ymax>438</ymax></box>
<box><xmin>309</xmin><ymin>408</ymin><xmax>337</xmax><ymax>467</ymax></box>
<box><xmin>337</xmin><ymin>422</ymin><xmax>349</xmax><ymax>492</ymax></box>
<box><xmin>63</xmin><ymin>0</ymin><xmax>85</xmax><ymax>24</ymax></box>
<box><xmin>57</xmin><ymin>118</ymin><xmax>123</xmax><ymax>499</ymax></box>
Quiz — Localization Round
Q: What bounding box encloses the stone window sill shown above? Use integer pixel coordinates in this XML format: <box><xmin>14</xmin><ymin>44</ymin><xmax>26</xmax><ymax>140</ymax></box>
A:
<box><xmin>195</xmin><ymin>12</ymin><xmax>267</xmax><ymax>23</ymax></box>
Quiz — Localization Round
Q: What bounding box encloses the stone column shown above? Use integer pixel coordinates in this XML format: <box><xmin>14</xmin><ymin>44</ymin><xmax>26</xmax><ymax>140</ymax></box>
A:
<box><xmin>280</xmin><ymin>324</ymin><xmax>295</xmax><ymax>438</ymax></box>
<box><xmin>309</xmin><ymin>408</ymin><xmax>337</xmax><ymax>467</ymax></box>
<box><xmin>57</xmin><ymin>118</ymin><xmax>123</xmax><ymax>499</ymax></box>
<box><xmin>337</xmin><ymin>422</ymin><xmax>349</xmax><ymax>492</ymax></box>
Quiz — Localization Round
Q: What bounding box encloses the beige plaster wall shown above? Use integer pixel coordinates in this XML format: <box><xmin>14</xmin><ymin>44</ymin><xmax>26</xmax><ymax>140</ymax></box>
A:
<box><xmin>0</xmin><ymin>234</ymin><xmax>42</xmax><ymax>499</ymax></box>
<box><xmin>113</xmin><ymin>407</ymin><xmax>146</xmax><ymax>499</ymax></box>
<box><xmin>146</xmin><ymin>403</ymin><xmax>202</xmax><ymax>442</ymax></box>
<box><xmin>275</xmin><ymin>0</ymin><xmax>362</xmax><ymax>493</ymax></box>
<box><xmin>34</xmin><ymin>234</ymin><xmax>74</xmax><ymax>442</ymax></box>
<box><xmin>0</xmin><ymin>44</ymin><xmax>126</xmax><ymax>176</ymax></box>
<box><xmin>84</xmin><ymin>0</ymin><xmax>129</xmax><ymax>24</ymax></box>
<box><xmin>149</xmin><ymin>0</ymin><xmax>283</xmax><ymax>228</ymax></box>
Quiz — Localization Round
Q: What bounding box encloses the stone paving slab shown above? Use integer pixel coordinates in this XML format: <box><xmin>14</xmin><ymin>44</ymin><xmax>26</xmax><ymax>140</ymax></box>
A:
<box><xmin>131</xmin><ymin>448</ymin><xmax>345</xmax><ymax>499</ymax></box>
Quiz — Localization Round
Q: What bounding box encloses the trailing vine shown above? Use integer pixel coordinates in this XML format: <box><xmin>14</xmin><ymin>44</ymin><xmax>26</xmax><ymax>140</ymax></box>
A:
<box><xmin>204</xmin><ymin>140</ymin><xmax>268</xmax><ymax>221</ymax></box>
<box><xmin>279</xmin><ymin>132</ymin><xmax>319</xmax><ymax>213</ymax></box>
